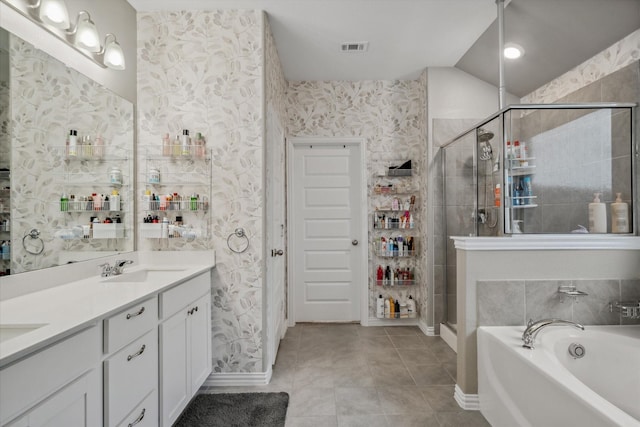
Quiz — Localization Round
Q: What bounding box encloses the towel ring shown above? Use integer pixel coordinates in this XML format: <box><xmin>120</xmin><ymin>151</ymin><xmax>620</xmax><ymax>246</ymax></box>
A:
<box><xmin>227</xmin><ymin>228</ymin><xmax>249</xmax><ymax>253</ymax></box>
<box><xmin>23</xmin><ymin>228</ymin><xmax>45</xmax><ymax>255</ymax></box>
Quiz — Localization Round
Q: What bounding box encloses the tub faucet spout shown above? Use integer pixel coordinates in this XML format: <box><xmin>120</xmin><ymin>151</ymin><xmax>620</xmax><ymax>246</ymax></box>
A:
<box><xmin>522</xmin><ymin>318</ymin><xmax>584</xmax><ymax>349</ymax></box>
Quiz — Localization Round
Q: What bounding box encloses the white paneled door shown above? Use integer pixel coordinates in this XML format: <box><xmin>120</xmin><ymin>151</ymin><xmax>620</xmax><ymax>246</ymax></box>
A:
<box><xmin>290</xmin><ymin>139</ymin><xmax>364</xmax><ymax>322</ymax></box>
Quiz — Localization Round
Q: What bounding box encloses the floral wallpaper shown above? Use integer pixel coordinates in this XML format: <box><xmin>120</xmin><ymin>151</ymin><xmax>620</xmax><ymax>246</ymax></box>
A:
<box><xmin>264</xmin><ymin>15</ymin><xmax>288</xmax><ymax>350</ymax></box>
<box><xmin>137</xmin><ymin>10</ymin><xmax>265</xmax><ymax>373</ymax></box>
<box><xmin>522</xmin><ymin>29</ymin><xmax>640</xmax><ymax>104</ymax></box>
<box><xmin>9</xmin><ymin>34</ymin><xmax>134</xmax><ymax>274</ymax></box>
<box><xmin>286</xmin><ymin>79</ymin><xmax>427</xmax><ymax>321</ymax></box>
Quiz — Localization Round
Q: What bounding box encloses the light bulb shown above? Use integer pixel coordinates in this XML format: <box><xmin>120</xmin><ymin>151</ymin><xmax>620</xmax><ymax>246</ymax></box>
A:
<box><xmin>103</xmin><ymin>35</ymin><xmax>126</xmax><ymax>70</ymax></box>
<box><xmin>38</xmin><ymin>0</ymin><xmax>70</xmax><ymax>29</ymax></box>
<box><xmin>504</xmin><ymin>43</ymin><xmax>524</xmax><ymax>60</ymax></box>
<box><xmin>72</xmin><ymin>11</ymin><xmax>100</xmax><ymax>52</ymax></box>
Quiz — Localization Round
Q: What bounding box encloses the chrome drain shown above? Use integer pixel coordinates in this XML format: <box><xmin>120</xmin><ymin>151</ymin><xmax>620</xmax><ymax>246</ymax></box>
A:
<box><xmin>568</xmin><ymin>343</ymin><xmax>586</xmax><ymax>359</ymax></box>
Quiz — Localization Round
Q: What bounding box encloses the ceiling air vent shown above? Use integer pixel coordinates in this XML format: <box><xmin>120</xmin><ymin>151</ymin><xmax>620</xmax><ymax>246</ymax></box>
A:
<box><xmin>341</xmin><ymin>42</ymin><xmax>369</xmax><ymax>53</ymax></box>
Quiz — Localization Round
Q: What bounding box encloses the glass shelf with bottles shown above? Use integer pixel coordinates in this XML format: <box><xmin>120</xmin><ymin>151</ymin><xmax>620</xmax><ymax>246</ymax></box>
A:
<box><xmin>507</xmin><ymin>175</ymin><xmax>537</xmax><ymax>209</ymax></box>
<box><xmin>376</xmin><ymin>295</ymin><xmax>418</xmax><ymax>319</ymax></box>
<box><xmin>374</xmin><ymin>235</ymin><xmax>417</xmax><ymax>257</ymax></box>
<box><xmin>374</xmin><ymin>160</ymin><xmax>413</xmax><ymax>177</ymax></box>
<box><xmin>141</xmin><ymin>193</ymin><xmax>209</xmax><ymax>213</ymax></box>
<box><xmin>373</xmin><ymin>183</ymin><xmax>417</xmax><ymax>195</ymax></box>
<box><xmin>374</xmin><ymin>265</ymin><xmax>416</xmax><ymax>287</ymax></box>
<box><xmin>59</xmin><ymin>192</ymin><xmax>126</xmax><ymax>213</ymax></box>
<box><xmin>51</xmin><ymin>145</ymin><xmax>130</xmax><ymax>162</ymax></box>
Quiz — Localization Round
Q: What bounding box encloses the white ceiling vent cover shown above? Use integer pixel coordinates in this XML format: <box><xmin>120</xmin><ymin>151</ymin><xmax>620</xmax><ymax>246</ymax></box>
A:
<box><xmin>341</xmin><ymin>42</ymin><xmax>369</xmax><ymax>53</ymax></box>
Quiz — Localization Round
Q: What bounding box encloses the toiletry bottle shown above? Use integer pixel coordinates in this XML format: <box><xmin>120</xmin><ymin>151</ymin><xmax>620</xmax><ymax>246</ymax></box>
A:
<box><xmin>161</xmin><ymin>217</ymin><xmax>169</xmax><ymax>238</ymax></box>
<box><xmin>190</xmin><ymin>193</ymin><xmax>198</xmax><ymax>210</ymax></box>
<box><xmin>389</xmin><ymin>297</ymin><xmax>395</xmax><ymax>318</ymax></box>
<box><xmin>377</xmin><ymin>265</ymin><xmax>383</xmax><ymax>286</ymax></box>
<box><xmin>94</xmin><ymin>134</ymin><xmax>104</xmax><ymax>158</ymax></box>
<box><xmin>384</xmin><ymin>298</ymin><xmax>390</xmax><ymax>318</ymax></box>
<box><xmin>611</xmin><ymin>193</ymin><xmax>629</xmax><ymax>233</ymax></box>
<box><xmin>385</xmin><ymin>265</ymin><xmax>391</xmax><ymax>286</ymax></box>
<box><xmin>162</xmin><ymin>133</ymin><xmax>171</xmax><ymax>156</ymax></box>
<box><xmin>394</xmin><ymin>299</ymin><xmax>400</xmax><ymax>318</ymax></box>
<box><xmin>93</xmin><ymin>193</ymin><xmax>103</xmax><ymax>211</ymax></box>
<box><xmin>513</xmin><ymin>140</ymin><xmax>521</xmax><ymax>159</ymax></box>
<box><xmin>409</xmin><ymin>213</ymin><xmax>414</xmax><ymax>229</ymax></box>
<box><xmin>376</xmin><ymin>295</ymin><xmax>384</xmax><ymax>319</ymax></box>
<box><xmin>519</xmin><ymin>140</ymin><xmax>528</xmax><ymax>166</ymax></box>
<box><xmin>68</xmin><ymin>129</ymin><xmax>78</xmax><ymax>156</ymax></box>
<box><xmin>60</xmin><ymin>193</ymin><xmax>68</xmax><ymax>212</ymax></box>
<box><xmin>143</xmin><ymin>190</ymin><xmax>151</xmax><ymax>211</ymax></box>
<box><xmin>181</xmin><ymin>129</ymin><xmax>191</xmax><ymax>156</ymax></box>
<box><xmin>407</xmin><ymin>295</ymin><xmax>416</xmax><ymax>317</ymax></box>
<box><xmin>109</xmin><ymin>167</ymin><xmax>123</xmax><ymax>186</ymax></box>
<box><xmin>494</xmin><ymin>184</ymin><xmax>501</xmax><ymax>207</ymax></box>
<box><xmin>521</xmin><ymin>176</ymin><xmax>532</xmax><ymax>204</ymax></box>
<box><xmin>110</xmin><ymin>190</ymin><xmax>120</xmax><ymax>211</ymax></box>
<box><xmin>588</xmin><ymin>192</ymin><xmax>607</xmax><ymax>233</ymax></box>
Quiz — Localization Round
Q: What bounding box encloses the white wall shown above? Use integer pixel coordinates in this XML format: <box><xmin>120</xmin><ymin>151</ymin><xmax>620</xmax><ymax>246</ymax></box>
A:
<box><xmin>0</xmin><ymin>0</ymin><xmax>136</xmax><ymax>103</ymax></box>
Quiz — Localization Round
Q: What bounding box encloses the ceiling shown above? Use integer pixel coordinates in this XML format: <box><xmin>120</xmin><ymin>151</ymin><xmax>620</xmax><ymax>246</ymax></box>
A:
<box><xmin>127</xmin><ymin>0</ymin><xmax>640</xmax><ymax>98</ymax></box>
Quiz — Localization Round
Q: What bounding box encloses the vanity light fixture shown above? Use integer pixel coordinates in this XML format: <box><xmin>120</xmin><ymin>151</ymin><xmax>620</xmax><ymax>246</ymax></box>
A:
<box><xmin>1</xmin><ymin>0</ymin><xmax>126</xmax><ymax>70</ymax></box>
<box><xmin>504</xmin><ymin>42</ymin><xmax>524</xmax><ymax>59</ymax></box>
<box><xmin>100</xmin><ymin>34</ymin><xmax>126</xmax><ymax>71</ymax></box>
<box><xmin>68</xmin><ymin>10</ymin><xmax>100</xmax><ymax>52</ymax></box>
<box><xmin>29</xmin><ymin>0</ymin><xmax>69</xmax><ymax>29</ymax></box>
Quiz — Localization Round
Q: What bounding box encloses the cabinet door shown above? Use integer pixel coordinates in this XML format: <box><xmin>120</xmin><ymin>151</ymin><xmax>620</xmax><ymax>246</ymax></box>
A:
<box><xmin>7</xmin><ymin>370</ymin><xmax>100</xmax><ymax>427</ymax></box>
<box><xmin>159</xmin><ymin>309</ymin><xmax>189</xmax><ymax>427</ymax></box>
<box><xmin>189</xmin><ymin>293</ymin><xmax>212</xmax><ymax>395</ymax></box>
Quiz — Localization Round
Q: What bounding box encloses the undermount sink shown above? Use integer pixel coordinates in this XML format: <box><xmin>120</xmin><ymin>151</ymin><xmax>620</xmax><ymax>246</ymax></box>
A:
<box><xmin>0</xmin><ymin>324</ymin><xmax>48</xmax><ymax>343</ymax></box>
<box><xmin>102</xmin><ymin>268</ymin><xmax>187</xmax><ymax>283</ymax></box>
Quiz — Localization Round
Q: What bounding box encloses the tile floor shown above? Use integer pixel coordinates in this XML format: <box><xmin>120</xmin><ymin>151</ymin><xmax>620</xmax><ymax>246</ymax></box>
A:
<box><xmin>203</xmin><ymin>323</ymin><xmax>490</xmax><ymax>427</ymax></box>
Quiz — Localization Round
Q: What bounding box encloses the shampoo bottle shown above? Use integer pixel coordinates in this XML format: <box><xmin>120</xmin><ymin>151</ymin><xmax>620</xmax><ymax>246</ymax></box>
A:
<box><xmin>389</xmin><ymin>297</ymin><xmax>395</xmax><ymax>318</ymax></box>
<box><xmin>588</xmin><ymin>192</ymin><xmax>607</xmax><ymax>233</ymax></box>
<box><xmin>68</xmin><ymin>129</ymin><xmax>78</xmax><ymax>156</ymax></box>
<box><xmin>384</xmin><ymin>298</ymin><xmax>390</xmax><ymax>318</ymax></box>
<box><xmin>407</xmin><ymin>295</ymin><xmax>416</xmax><ymax>317</ymax></box>
<box><xmin>376</xmin><ymin>295</ymin><xmax>384</xmax><ymax>319</ymax></box>
<box><xmin>611</xmin><ymin>193</ymin><xmax>629</xmax><ymax>233</ymax></box>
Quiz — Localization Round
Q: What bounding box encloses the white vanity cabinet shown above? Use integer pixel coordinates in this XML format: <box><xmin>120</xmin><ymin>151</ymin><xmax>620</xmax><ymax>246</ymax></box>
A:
<box><xmin>0</xmin><ymin>326</ymin><xmax>102</xmax><ymax>427</ymax></box>
<box><xmin>103</xmin><ymin>297</ymin><xmax>158</xmax><ymax>427</ymax></box>
<box><xmin>159</xmin><ymin>272</ymin><xmax>212</xmax><ymax>427</ymax></box>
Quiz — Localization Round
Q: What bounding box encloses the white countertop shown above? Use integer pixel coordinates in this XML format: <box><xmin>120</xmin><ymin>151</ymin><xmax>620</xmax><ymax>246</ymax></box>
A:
<box><xmin>0</xmin><ymin>251</ymin><xmax>215</xmax><ymax>368</ymax></box>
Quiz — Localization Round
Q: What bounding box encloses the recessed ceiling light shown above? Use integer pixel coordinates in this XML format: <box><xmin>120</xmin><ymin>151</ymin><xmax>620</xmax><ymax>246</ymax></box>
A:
<box><xmin>504</xmin><ymin>43</ymin><xmax>524</xmax><ymax>59</ymax></box>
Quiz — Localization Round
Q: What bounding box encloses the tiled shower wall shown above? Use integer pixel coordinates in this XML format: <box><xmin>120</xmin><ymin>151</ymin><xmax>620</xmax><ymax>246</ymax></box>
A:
<box><xmin>477</xmin><ymin>279</ymin><xmax>640</xmax><ymax>326</ymax></box>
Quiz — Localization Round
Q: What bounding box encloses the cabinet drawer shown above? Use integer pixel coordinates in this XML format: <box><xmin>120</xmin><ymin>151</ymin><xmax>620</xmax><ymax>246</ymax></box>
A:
<box><xmin>159</xmin><ymin>272</ymin><xmax>209</xmax><ymax>319</ymax></box>
<box><xmin>116</xmin><ymin>389</ymin><xmax>158</xmax><ymax>427</ymax></box>
<box><xmin>104</xmin><ymin>296</ymin><xmax>157</xmax><ymax>354</ymax></box>
<box><xmin>104</xmin><ymin>329</ymin><xmax>158</xmax><ymax>427</ymax></box>
<box><xmin>0</xmin><ymin>326</ymin><xmax>101</xmax><ymax>425</ymax></box>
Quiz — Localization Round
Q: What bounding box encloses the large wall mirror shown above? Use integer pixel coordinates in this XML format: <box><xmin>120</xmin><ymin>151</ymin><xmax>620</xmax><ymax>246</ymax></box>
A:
<box><xmin>0</xmin><ymin>27</ymin><xmax>134</xmax><ymax>276</ymax></box>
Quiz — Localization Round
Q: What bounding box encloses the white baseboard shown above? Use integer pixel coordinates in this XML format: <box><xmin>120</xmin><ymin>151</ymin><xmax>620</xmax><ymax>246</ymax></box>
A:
<box><xmin>440</xmin><ymin>323</ymin><xmax>457</xmax><ymax>353</ymax></box>
<box><xmin>366</xmin><ymin>317</ymin><xmax>419</xmax><ymax>326</ymax></box>
<box><xmin>417</xmin><ymin>318</ymin><xmax>436</xmax><ymax>336</ymax></box>
<box><xmin>203</xmin><ymin>367</ymin><xmax>273</xmax><ymax>387</ymax></box>
<box><xmin>454</xmin><ymin>384</ymin><xmax>480</xmax><ymax>410</ymax></box>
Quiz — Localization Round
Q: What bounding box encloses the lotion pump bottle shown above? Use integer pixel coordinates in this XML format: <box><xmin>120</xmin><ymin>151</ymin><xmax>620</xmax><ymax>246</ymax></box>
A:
<box><xmin>588</xmin><ymin>192</ymin><xmax>607</xmax><ymax>233</ymax></box>
<box><xmin>611</xmin><ymin>193</ymin><xmax>629</xmax><ymax>233</ymax></box>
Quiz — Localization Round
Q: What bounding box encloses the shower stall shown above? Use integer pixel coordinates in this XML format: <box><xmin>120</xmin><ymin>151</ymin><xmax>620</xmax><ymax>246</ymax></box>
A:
<box><xmin>439</xmin><ymin>103</ymin><xmax>636</xmax><ymax>332</ymax></box>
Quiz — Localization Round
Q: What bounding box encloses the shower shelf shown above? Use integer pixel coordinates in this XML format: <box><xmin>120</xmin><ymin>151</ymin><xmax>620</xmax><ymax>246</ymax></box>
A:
<box><xmin>610</xmin><ymin>300</ymin><xmax>640</xmax><ymax>319</ymax></box>
<box><xmin>511</xmin><ymin>204</ymin><xmax>539</xmax><ymax>209</ymax></box>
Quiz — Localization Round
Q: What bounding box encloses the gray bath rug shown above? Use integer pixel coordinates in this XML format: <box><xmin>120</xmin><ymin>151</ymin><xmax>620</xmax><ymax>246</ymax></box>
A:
<box><xmin>173</xmin><ymin>392</ymin><xmax>289</xmax><ymax>427</ymax></box>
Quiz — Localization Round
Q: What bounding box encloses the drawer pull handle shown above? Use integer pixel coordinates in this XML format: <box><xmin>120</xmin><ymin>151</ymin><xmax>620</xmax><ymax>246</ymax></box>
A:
<box><xmin>128</xmin><ymin>408</ymin><xmax>145</xmax><ymax>427</ymax></box>
<box><xmin>126</xmin><ymin>306</ymin><xmax>145</xmax><ymax>320</ymax></box>
<box><xmin>127</xmin><ymin>344</ymin><xmax>146</xmax><ymax>361</ymax></box>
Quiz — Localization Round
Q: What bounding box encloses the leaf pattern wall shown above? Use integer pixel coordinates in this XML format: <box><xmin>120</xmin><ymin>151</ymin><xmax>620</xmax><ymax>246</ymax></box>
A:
<box><xmin>137</xmin><ymin>10</ymin><xmax>266</xmax><ymax>373</ymax></box>
<box><xmin>286</xmin><ymin>79</ymin><xmax>428</xmax><ymax>321</ymax></box>
<box><xmin>9</xmin><ymin>35</ymin><xmax>134</xmax><ymax>274</ymax></box>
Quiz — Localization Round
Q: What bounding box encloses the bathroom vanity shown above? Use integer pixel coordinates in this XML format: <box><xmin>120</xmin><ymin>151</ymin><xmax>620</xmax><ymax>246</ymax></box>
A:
<box><xmin>0</xmin><ymin>251</ymin><xmax>215</xmax><ymax>427</ymax></box>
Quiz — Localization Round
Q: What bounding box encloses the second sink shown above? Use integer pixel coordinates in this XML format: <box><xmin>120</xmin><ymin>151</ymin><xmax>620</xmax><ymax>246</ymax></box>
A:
<box><xmin>102</xmin><ymin>268</ymin><xmax>187</xmax><ymax>283</ymax></box>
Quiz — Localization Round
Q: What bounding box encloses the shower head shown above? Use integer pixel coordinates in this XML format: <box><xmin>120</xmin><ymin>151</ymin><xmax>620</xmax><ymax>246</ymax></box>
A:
<box><xmin>477</xmin><ymin>128</ymin><xmax>494</xmax><ymax>161</ymax></box>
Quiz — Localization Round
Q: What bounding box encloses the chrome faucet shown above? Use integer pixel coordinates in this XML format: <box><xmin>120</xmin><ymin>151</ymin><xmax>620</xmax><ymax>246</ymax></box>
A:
<box><xmin>99</xmin><ymin>262</ymin><xmax>113</xmax><ymax>277</ymax></box>
<box><xmin>112</xmin><ymin>259</ymin><xmax>134</xmax><ymax>275</ymax></box>
<box><xmin>522</xmin><ymin>318</ymin><xmax>584</xmax><ymax>349</ymax></box>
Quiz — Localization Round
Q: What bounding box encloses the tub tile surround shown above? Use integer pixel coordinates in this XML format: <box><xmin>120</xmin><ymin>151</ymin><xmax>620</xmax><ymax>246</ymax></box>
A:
<box><xmin>478</xmin><ymin>279</ymin><xmax>639</xmax><ymax>327</ymax></box>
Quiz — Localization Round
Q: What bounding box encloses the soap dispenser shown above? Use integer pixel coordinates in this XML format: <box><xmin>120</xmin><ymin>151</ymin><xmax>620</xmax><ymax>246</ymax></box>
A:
<box><xmin>588</xmin><ymin>192</ymin><xmax>607</xmax><ymax>233</ymax></box>
<box><xmin>611</xmin><ymin>193</ymin><xmax>629</xmax><ymax>233</ymax></box>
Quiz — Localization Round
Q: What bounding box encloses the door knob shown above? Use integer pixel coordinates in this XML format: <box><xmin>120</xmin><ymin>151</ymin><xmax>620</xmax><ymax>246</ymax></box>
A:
<box><xmin>352</xmin><ymin>239</ymin><xmax>358</xmax><ymax>246</ymax></box>
<box><xmin>271</xmin><ymin>249</ymin><xmax>284</xmax><ymax>257</ymax></box>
